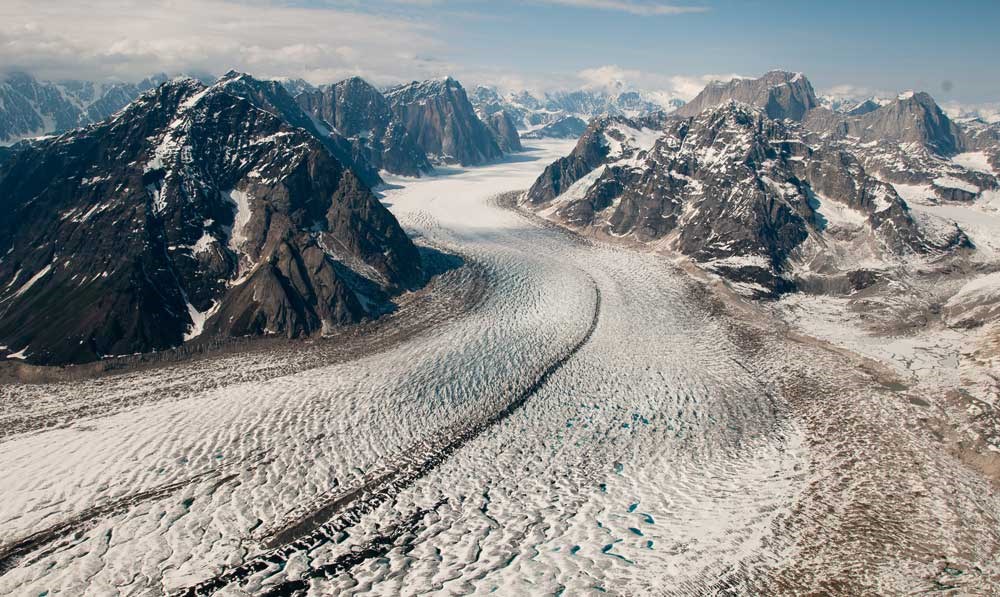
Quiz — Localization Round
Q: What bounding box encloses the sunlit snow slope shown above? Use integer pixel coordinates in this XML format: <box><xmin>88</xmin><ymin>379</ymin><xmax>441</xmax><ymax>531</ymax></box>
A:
<box><xmin>1</xmin><ymin>141</ymin><xmax>998</xmax><ymax>596</ymax></box>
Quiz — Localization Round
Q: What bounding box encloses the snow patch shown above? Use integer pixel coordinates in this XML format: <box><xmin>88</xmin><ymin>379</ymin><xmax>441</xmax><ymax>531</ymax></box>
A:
<box><xmin>811</xmin><ymin>193</ymin><xmax>867</xmax><ymax>230</ymax></box>
<box><xmin>226</xmin><ymin>190</ymin><xmax>253</xmax><ymax>251</ymax></box>
<box><xmin>953</xmin><ymin>152</ymin><xmax>996</xmax><ymax>176</ymax></box>
<box><xmin>11</xmin><ymin>264</ymin><xmax>52</xmax><ymax>299</ymax></box>
<box><xmin>6</xmin><ymin>347</ymin><xmax>28</xmax><ymax>360</ymax></box>
<box><xmin>184</xmin><ymin>300</ymin><xmax>220</xmax><ymax>342</ymax></box>
<box><xmin>934</xmin><ymin>176</ymin><xmax>981</xmax><ymax>194</ymax></box>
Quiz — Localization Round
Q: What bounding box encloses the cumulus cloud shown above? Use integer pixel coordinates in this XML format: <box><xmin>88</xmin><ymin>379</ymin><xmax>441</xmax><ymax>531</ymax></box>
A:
<box><xmin>572</xmin><ymin>65</ymin><xmax>744</xmax><ymax>101</ymax></box>
<box><xmin>941</xmin><ymin>101</ymin><xmax>1000</xmax><ymax>124</ymax></box>
<box><xmin>819</xmin><ymin>84</ymin><xmax>887</xmax><ymax>102</ymax></box>
<box><xmin>0</xmin><ymin>0</ymin><xmax>450</xmax><ymax>84</ymax></box>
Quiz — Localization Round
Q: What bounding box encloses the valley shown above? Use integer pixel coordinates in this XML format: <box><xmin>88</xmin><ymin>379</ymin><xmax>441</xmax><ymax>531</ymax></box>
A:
<box><xmin>2</xmin><ymin>140</ymin><xmax>998</xmax><ymax>595</ymax></box>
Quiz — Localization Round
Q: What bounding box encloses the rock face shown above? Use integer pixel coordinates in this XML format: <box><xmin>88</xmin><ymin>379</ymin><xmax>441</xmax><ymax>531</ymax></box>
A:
<box><xmin>675</xmin><ymin>70</ymin><xmax>819</xmax><ymax>121</ymax></box>
<box><xmin>280</xmin><ymin>78</ymin><xmax>317</xmax><ymax>97</ymax></box>
<box><xmin>844</xmin><ymin>98</ymin><xmax>886</xmax><ymax>116</ymax></box>
<box><xmin>525</xmin><ymin>102</ymin><xmax>968</xmax><ymax>295</ymax></box>
<box><xmin>386</xmin><ymin>78</ymin><xmax>502</xmax><ymax>166</ymax></box>
<box><xmin>0</xmin><ymin>77</ymin><xmax>422</xmax><ymax>365</ymax></box>
<box><xmin>964</xmin><ymin>120</ymin><xmax>1000</xmax><ymax>172</ymax></box>
<box><xmin>806</xmin><ymin>91</ymin><xmax>966</xmax><ymax>155</ymax></box>
<box><xmin>805</xmin><ymin>92</ymin><xmax>998</xmax><ymax>200</ymax></box>
<box><xmin>0</xmin><ymin>72</ymin><xmax>180</xmax><ymax>144</ymax></box>
<box><xmin>480</xmin><ymin>109</ymin><xmax>523</xmax><ymax>152</ymax></box>
<box><xmin>521</xmin><ymin>116</ymin><xmax>589</xmax><ymax>140</ymax></box>
<box><xmin>213</xmin><ymin>71</ymin><xmax>384</xmax><ymax>188</ymax></box>
<box><xmin>296</xmin><ymin>76</ymin><xmax>433</xmax><ymax>177</ymax></box>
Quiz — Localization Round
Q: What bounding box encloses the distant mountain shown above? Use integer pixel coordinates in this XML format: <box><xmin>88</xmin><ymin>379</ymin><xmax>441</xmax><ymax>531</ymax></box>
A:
<box><xmin>296</xmin><ymin>76</ymin><xmax>433</xmax><ymax>177</ymax></box>
<box><xmin>521</xmin><ymin>116</ymin><xmax>589</xmax><ymax>140</ymax></box>
<box><xmin>0</xmin><ymin>72</ymin><xmax>152</xmax><ymax>144</ymax></box>
<box><xmin>0</xmin><ymin>76</ymin><xmax>422</xmax><ymax>365</ymax></box>
<box><xmin>280</xmin><ymin>78</ymin><xmax>317</xmax><ymax>97</ymax></box>
<box><xmin>806</xmin><ymin>91</ymin><xmax>966</xmax><ymax>156</ymax></box>
<box><xmin>386</xmin><ymin>77</ymin><xmax>503</xmax><ymax>166</ymax></box>
<box><xmin>524</xmin><ymin>101</ymin><xmax>968</xmax><ymax>295</ymax></box>
<box><xmin>0</xmin><ymin>72</ymin><xmax>218</xmax><ymax>145</ymax></box>
<box><xmin>818</xmin><ymin>94</ymin><xmax>891</xmax><ymax>115</ymax></box>
<box><xmin>470</xmin><ymin>85</ymin><xmax>684</xmax><ymax>132</ymax></box>
<box><xmin>804</xmin><ymin>90</ymin><xmax>998</xmax><ymax>201</ymax></box>
<box><xmin>675</xmin><ymin>70</ymin><xmax>818</xmax><ymax>121</ymax></box>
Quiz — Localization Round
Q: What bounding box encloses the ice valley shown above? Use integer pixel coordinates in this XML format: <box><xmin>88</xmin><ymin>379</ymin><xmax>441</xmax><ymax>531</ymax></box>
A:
<box><xmin>1</xmin><ymin>140</ymin><xmax>999</xmax><ymax>596</ymax></box>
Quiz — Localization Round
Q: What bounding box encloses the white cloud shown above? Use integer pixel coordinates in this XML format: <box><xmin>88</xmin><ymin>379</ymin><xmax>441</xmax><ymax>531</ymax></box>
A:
<box><xmin>0</xmin><ymin>0</ymin><xmax>448</xmax><ymax>84</ymax></box>
<box><xmin>537</xmin><ymin>0</ymin><xmax>708</xmax><ymax>15</ymax></box>
<box><xmin>571</xmin><ymin>65</ymin><xmax>744</xmax><ymax>101</ymax></box>
<box><xmin>578</xmin><ymin>65</ymin><xmax>642</xmax><ymax>90</ymax></box>
<box><xmin>666</xmin><ymin>73</ymin><xmax>746</xmax><ymax>100</ymax></box>
<box><xmin>941</xmin><ymin>101</ymin><xmax>1000</xmax><ymax>124</ymax></box>
<box><xmin>819</xmin><ymin>84</ymin><xmax>886</xmax><ymax>102</ymax></box>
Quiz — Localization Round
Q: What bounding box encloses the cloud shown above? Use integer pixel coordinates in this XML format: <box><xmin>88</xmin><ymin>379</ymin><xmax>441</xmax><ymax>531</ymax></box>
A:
<box><xmin>571</xmin><ymin>65</ymin><xmax>743</xmax><ymax>101</ymax></box>
<box><xmin>0</xmin><ymin>0</ymin><xmax>450</xmax><ymax>84</ymax></box>
<box><xmin>665</xmin><ymin>73</ymin><xmax>745</xmax><ymax>100</ymax></box>
<box><xmin>820</xmin><ymin>84</ymin><xmax>884</xmax><ymax>101</ymax></box>
<box><xmin>941</xmin><ymin>100</ymin><xmax>1000</xmax><ymax>124</ymax></box>
<box><xmin>577</xmin><ymin>65</ymin><xmax>642</xmax><ymax>90</ymax></box>
<box><xmin>536</xmin><ymin>0</ymin><xmax>708</xmax><ymax>15</ymax></box>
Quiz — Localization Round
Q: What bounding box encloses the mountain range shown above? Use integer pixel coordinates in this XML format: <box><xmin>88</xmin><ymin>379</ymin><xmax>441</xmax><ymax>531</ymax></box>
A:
<box><xmin>524</xmin><ymin>70</ymin><xmax>998</xmax><ymax>296</ymax></box>
<box><xmin>469</xmin><ymin>84</ymin><xmax>685</xmax><ymax>137</ymax></box>
<box><xmin>0</xmin><ymin>71</ymin><xmax>521</xmax><ymax>364</ymax></box>
<box><xmin>2</xmin><ymin>68</ymin><xmax>999</xmax><ymax>363</ymax></box>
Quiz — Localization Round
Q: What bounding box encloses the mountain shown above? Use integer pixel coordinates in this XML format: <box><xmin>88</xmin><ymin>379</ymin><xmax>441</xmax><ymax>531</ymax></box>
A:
<box><xmin>805</xmin><ymin>91</ymin><xmax>998</xmax><ymax>201</ymax></box>
<box><xmin>524</xmin><ymin>102</ymin><xmax>968</xmax><ymax>296</ymax></box>
<box><xmin>963</xmin><ymin>120</ymin><xmax>1000</xmax><ymax>172</ymax></box>
<box><xmin>386</xmin><ymin>77</ymin><xmax>503</xmax><ymax>166</ymax></box>
<box><xmin>479</xmin><ymin>109</ymin><xmax>523</xmax><ymax>152</ymax></box>
<box><xmin>296</xmin><ymin>76</ymin><xmax>433</xmax><ymax>177</ymax></box>
<box><xmin>0</xmin><ymin>77</ymin><xmax>422</xmax><ymax>365</ymax></box>
<box><xmin>806</xmin><ymin>91</ymin><xmax>966</xmax><ymax>155</ymax></box>
<box><xmin>521</xmin><ymin>116</ymin><xmax>589</xmax><ymax>140</ymax></box>
<box><xmin>675</xmin><ymin>70</ymin><xmax>819</xmax><ymax>121</ymax></box>
<box><xmin>0</xmin><ymin>72</ymin><xmax>195</xmax><ymax>145</ymax></box>
<box><xmin>470</xmin><ymin>85</ymin><xmax>683</xmax><ymax>132</ymax></box>
<box><xmin>280</xmin><ymin>78</ymin><xmax>317</xmax><ymax>97</ymax></box>
<box><xmin>213</xmin><ymin>71</ymin><xmax>384</xmax><ymax>188</ymax></box>
<box><xmin>843</xmin><ymin>97</ymin><xmax>890</xmax><ymax>116</ymax></box>
<box><xmin>818</xmin><ymin>94</ymin><xmax>891</xmax><ymax>115</ymax></box>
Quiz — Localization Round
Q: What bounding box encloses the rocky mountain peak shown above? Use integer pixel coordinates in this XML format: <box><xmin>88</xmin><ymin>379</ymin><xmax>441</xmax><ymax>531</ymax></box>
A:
<box><xmin>296</xmin><ymin>76</ymin><xmax>433</xmax><ymax>177</ymax></box>
<box><xmin>805</xmin><ymin>87</ymin><xmax>965</xmax><ymax>157</ymax></box>
<box><xmin>0</xmin><ymin>75</ymin><xmax>423</xmax><ymax>365</ymax></box>
<box><xmin>525</xmin><ymin>95</ymin><xmax>968</xmax><ymax>296</ymax></box>
<box><xmin>386</xmin><ymin>76</ymin><xmax>503</xmax><ymax>165</ymax></box>
<box><xmin>677</xmin><ymin>70</ymin><xmax>818</xmax><ymax>122</ymax></box>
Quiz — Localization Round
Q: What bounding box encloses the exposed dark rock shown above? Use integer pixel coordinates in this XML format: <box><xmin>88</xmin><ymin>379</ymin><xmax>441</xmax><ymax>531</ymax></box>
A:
<box><xmin>386</xmin><ymin>78</ymin><xmax>502</xmax><ymax>166</ymax></box>
<box><xmin>0</xmin><ymin>77</ymin><xmax>422</xmax><ymax>365</ymax></box>
<box><xmin>481</xmin><ymin>110</ymin><xmax>523</xmax><ymax>153</ymax></box>
<box><xmin>525</xmin><ymin>101</ymin><xmax>968</xmax><ymax>295</ymax></box>
<box><xmin>213</xmin><ymin>71</ymin><xmax>384</xmax><ymax>188</ymax></box>
<box><xmin>296</xmin><ymin>76</ymin><xmax>432</xmax><ymax>177</ymax></box>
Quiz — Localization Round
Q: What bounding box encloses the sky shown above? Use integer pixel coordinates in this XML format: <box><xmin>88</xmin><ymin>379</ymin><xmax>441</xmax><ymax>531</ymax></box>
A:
<box><xmin>2</xmin><ymin>0</ymin><xmax>998</xmax><ymax>105</ymax></box>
